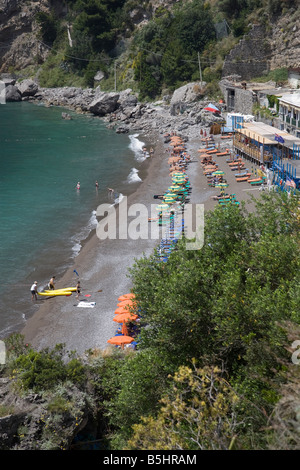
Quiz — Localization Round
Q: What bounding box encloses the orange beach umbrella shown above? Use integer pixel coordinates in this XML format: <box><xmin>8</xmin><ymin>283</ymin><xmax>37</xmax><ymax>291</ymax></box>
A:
<box><xmin>118</xmin><ymin>293</ymin><xmax>135</xmax><ymax>302</ymax></box>
<box><xmin>117</xmin><ymin>299</ymin><xmax>136</xmax><ymax>308</ymax></box>
<box><xmin>113</xmin><ymin>312</ymin><xmax>138</xmax><ymax>335</ymax></box>
<box><xmin>114</xmin><ymin>306</ymin><xmax>133</xmax><ymax>315</ymax></box>
<box><xmin>113</xmin><ymin>312</ymin><xmax>138</xmax><ymax>323</ymax></box>
<box><xmin>107</xmin><ymin>335</ymin><xmax>135</xmax><ymax>349</ymax></box>
<box><xmin>169</xmin><ymin>140</ymin><xmax>183</xmax><ymax>146</ymax></box>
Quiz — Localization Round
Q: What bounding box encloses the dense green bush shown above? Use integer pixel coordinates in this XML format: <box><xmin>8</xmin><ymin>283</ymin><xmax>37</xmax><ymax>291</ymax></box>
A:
<box><xmin>36</xmin><ymin>11</ymin><xmax>58</xmax><ymax>45</ymax></box>
<box><xmin>8</xmin><ymin>342</ymin><xmax>86</xmax><ymax>392</ymax></box>
<box><xmin>131</xmin><ymin>0</ymin><xmax>216</xmax><ymax>97</ymax></box>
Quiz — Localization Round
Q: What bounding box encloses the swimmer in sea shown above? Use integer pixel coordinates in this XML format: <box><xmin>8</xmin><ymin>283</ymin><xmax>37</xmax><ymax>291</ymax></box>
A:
<box><xmin>95</xmin><ymin>181</ymin><xmax>99</xmax><ymax>189</ymax></box>
<box><xmin>76</xmin><ymin>182</ymin><xmax>80</xmax><ymax>190</ymax></box>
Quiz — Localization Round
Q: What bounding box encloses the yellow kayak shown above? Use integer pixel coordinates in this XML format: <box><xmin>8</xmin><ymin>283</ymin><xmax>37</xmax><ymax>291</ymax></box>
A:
<box><xmin>38</xmin><ymin>291</ymin><xmax>72</xmax><ymax>297</ymax></box>
<box><xmin>43</xmin><ymin>287</ymin><xmax>77</xmax><ymax>294</ymax></box>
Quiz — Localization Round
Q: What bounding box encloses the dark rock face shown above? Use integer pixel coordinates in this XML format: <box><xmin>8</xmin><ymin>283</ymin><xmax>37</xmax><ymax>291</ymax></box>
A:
<box><xmin>5</xmin><ymin>84</ymin><xmax>21</xmax><ymax>102</ymax></box>
<box><xmin>17</xmin><ymin>79</ymin><xmax>38</xmax><ymax>97</ymax></box>
<box><xmin>88</xmin><ymin>92</ymin><xmax>120</xmax><ymax>116</ymax></box>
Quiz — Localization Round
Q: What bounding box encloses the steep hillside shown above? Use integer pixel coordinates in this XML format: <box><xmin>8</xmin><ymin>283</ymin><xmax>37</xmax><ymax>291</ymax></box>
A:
<box><xmin>222</xmin><ymin>6</ymin><xmax>300</xmax><ymax>79</ymax></box>
<box><xmin>0</xmin><ymin>0</ymin><xmax>66</xmax><ymax>72</ymax></box>
<box><xmin>0</xmin><ymin>1</ymin><xmax>299</xmax><ymax>96</ymax></box>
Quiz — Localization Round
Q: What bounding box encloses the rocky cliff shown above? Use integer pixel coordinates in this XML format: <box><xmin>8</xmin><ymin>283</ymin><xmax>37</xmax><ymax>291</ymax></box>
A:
<box><xmin>222</xmin><ymin>8</ymin><xmax>300</xmax><ymax>79</ymax></box>
<box><xmin>1</xmin><ymin>1</ymin><xmax>300</xmax><ymax>81</ymax></box>
<box><xmin>0</xmin><ymin>0</ymin><xmax>68</xmax><ymax>73</ymax></box>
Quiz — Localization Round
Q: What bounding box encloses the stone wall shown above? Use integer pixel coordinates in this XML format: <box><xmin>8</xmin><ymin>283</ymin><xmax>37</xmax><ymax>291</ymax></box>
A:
<box><xmin>222</xmin><ymin>9</ymin><xmax>300</xmax><ymax>82</ymax></box>
<box><xmin>268</xmin><ymin>8</ymin><xmax>300</xmax><ymax>70</ymax></box>
<box><xmin>222</xmin><ymin>25</ymin><xmax>270</xmax><ymax>81</ymax></box>
<box><xmin>219</xmin><ymin>77</ymin><xmax>256</xmax><ymax>115</ymax></box>
<box><xmin>232</xmin><ymin>87</ymin><xmax>256</xmax><ymax>115</ymax></box>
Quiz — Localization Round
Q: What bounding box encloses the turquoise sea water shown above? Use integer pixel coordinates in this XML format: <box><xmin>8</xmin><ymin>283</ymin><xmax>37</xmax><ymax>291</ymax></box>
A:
<box><xmin>0</xmin><ymin>102</ymin><xmax>146</xmax><ymax>337</ymax></box>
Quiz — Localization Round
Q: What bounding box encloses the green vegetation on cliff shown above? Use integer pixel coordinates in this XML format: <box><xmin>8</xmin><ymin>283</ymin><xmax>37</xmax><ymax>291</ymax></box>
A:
<box><xmin>31</xmin><ymin>0</ymin><xmax>297</xmax><ymax>98</ymax></box>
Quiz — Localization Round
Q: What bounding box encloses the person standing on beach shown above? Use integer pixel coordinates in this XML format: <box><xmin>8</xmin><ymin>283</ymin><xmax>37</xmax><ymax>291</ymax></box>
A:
<box><xmin>31</xmin><ymin>281</ymin><xmax>38</xmax><ymax>301</ymax></box>
<box><xmin>48</xmin><ymin>276</ymin><xmax>55</xmax><ymax>290</ymax></box>
<box><xmin>76</xmin><ymin>281</ymin><xmax>81</xmax><ymax>300</ymax></box>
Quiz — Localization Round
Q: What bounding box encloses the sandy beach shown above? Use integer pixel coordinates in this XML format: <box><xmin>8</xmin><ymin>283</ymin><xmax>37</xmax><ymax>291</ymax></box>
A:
<box><xmin>21</xmin><ymin>128</ymin><xmax>260</xmax><ymax>355</ymax></box>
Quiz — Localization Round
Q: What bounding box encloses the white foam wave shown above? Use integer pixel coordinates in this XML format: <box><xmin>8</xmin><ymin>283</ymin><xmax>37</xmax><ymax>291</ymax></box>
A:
<box><xmin>129</xmin><ymin>133</ymin><xmax>147</xmax><ymax>162</ymax></box>
<box><xmin>114</xmin><ymin>192</ymin><xmax>124</xmax><ymax>205</ymax></box>
<box><xmin>71</xmin><ymin>210</ymin><xmax>98</xmax><ymax>257</ymax></box>
<box><xmin>72</xmin><ymin>242</ymin><xmax>82</xmax><ymax>257</ymax></box>
<box><xmin>127</xmin><ymin>168</ymin><xmax>142</xmax><ymax>183</ymax></box>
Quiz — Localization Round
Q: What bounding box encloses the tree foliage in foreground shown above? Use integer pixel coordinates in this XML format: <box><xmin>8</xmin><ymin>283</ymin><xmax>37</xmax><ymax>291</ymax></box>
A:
<box><xmin>105</xmin><ymin>192</ymin><xmax>300</xmax><ymax>449</ymax></box>
<box><xmin>126</xmin><ymin>364</ymin><xmax>240</xmax><ymax>450</ymax></box>
<box><xmin>3</xmin><ymin>192</ymin><xmax>299</xmax><ymax>450</ymax></box>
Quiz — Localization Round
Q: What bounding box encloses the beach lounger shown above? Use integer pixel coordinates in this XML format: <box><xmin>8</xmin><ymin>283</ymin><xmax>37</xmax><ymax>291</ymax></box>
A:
<box><xmin>229</xmin><ymin>160</ymin><xmax>244</xmax><ymax>165</ymax></box>
<box><xmin>228</xmin><ymin>162</ymin><xmax>244</xmax><ymax>166</ymax></box>
<box><xmin>212</xmin><ymin>193</ymin><xmax>233</xmax><ymax>200</ymax></box>
<box><xmin>230</xmin><ymin>165</ymin><xmax>245</xmax><ymax>170</ymax></box>
<box><xmin>219</xmin><ymin>201</ymin><xmax>240</xmax><ymax>206</ymax></box>
<box><xmin>218</xmin><ymin>197</ymin><xmax>236</xmax><ymax>203</ymax></box>
<box><xmin>236</xmin><ymin>177</ymin><xmax>250</xmax><ymax>182</ymax></box>
<box><xmin>226</xmin><ymin>158</ymin><xmax>241</xmax><ymax>163</ymax></box>
<box><xmin>248</xmin><ymin>177</ymin><xmax>262</xmax><ymax>183</ymax></box>
<box><xmin>250</xmin><ymin>180</ymin><xmax>263</xmax><ymax>185</ymax></box>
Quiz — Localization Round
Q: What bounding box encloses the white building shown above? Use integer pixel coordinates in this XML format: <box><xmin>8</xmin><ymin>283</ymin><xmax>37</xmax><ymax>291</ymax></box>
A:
<box><xmin>278</xmin><ymin>92</ymin><xmax>300</xmax><ymax>138</ymax></box>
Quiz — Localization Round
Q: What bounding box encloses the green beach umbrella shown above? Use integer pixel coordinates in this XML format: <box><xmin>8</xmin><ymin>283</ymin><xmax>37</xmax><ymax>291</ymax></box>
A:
<box><xmin>163</xmin><ymin>195</ymin><xmax>177</xmax><ymax>203</ymax></box>
<box><xmin>173</xmin><ymin>178</ymin><xmax>187</xmax><ymax>182</ymax></box>
<box><xmin>169</xmin><ymin>185</ymin><xmax>182</xmax><ymax>192</ymax></box>
<box><xmin>212</xmin><ymin>170</ymin><xmax>224</xmax><ymax>175</ymax></box>
<box><xmin>156</xmin><ymin>203</ymin><xmax>170</xmax><ymax>211</ymax></box>
<box><xmin>172</xmin><ymin>178</ymin><xmax>186</xmax><ymax>184</ymax></box>
<box><xmin>164</xmin><ymin>200</ymin><xmax>177</xmax><ymax>205</ymax></box>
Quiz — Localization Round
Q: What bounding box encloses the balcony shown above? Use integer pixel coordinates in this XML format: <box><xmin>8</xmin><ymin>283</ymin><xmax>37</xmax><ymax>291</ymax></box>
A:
<box><xmin>280</xmin><ymin>115</ymin><xmax>300</xmax><ymax>131</ymax></box>
<box><xmin>233</xmin><ymin>138</ymin><xmax>272</xmax><ymax>163</ymax></box>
